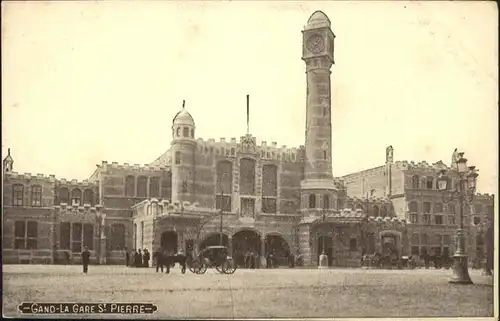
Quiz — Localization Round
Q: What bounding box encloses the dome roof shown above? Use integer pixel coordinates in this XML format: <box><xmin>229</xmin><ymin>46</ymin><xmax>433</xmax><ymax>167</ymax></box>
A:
<box><xmin>305</xmin><ymin>11</ymin><xmax>331</xmax><ymax>30</ymax></box>
<box><xmin>172</xmin><ymin>109</ymin><xmax>195</xmax><ymax>126</ymax></box>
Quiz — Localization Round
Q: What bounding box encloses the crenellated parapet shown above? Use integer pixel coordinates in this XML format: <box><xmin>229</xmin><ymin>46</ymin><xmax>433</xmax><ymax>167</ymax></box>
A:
<box><xmin>53</xmin><ymin>203</ymin><xmax>103</xmax><ymax>214</ymax></box>
<box><xmin>367</xmin><ymin>215</ymin><xmax>406</xmax><ymax>229</ymax></box>
<box><xmin>475</xmin><ymin>193</ymin><xmax>494</xmax><ymax>201</ymax></box>
<box><xmin>194</xmin><ymin>135</ymin><xmax>305</xmax><ymax>163</ymax></box>
<box><xmin>97</xmin><ymin>161</ymin><xmax>170</xmax><ymax>174</ymax></box>
<box><xmin>56</xmin><ymin>177</ymin><xmax>98</xmax><ymax>188</ymax></box>
<box><xmin>393</xmin><ymin>160</ymin><xmax>450</xmax><ymax>172</ymax></box>
<box><xmin>4</xmin><ymin>171</ymin><xmax>57</xmax><ymax>183</ymax></box>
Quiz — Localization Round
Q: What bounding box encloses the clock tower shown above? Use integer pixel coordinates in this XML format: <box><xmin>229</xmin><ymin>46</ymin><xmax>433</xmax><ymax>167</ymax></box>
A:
<box><xmin>300</xmin><ymin>11</ymin><xmax>337</xmax><ymax>211</ymax></box>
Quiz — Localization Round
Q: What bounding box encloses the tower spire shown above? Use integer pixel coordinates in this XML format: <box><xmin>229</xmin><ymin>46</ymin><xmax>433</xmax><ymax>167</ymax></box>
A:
<box><xmin>246</xmin><ymin>94</ymin><xmax>250</xmax><ymax>135</ymax></box>
<box><xmin>182</xmin><ymin>100</ymin><xmax>186</xmax><ymax>110</ymax></box>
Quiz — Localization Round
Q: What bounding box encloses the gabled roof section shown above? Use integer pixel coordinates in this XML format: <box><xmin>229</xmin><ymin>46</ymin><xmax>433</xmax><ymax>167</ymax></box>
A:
<box><xmin>149</xmin><ymin>148</ymin><xmax>171</xmax><ymax>167</ymax></box>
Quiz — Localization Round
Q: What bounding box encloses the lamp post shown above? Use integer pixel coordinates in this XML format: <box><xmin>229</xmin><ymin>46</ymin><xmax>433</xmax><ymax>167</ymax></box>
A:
<box><xmin>318</xmin><ymin>206</ymin><xmax>329</xmax><ymax>269</ymax></box>
<box><xmin>436</xmin><ymin>151</ymin><xmax>478</xmax><ymax>285</ymax></box>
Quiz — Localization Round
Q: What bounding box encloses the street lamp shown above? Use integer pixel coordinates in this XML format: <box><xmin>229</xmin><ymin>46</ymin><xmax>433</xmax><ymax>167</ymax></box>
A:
<box><xmin>436</xmin><ymin>152</ymin><xmax>478</xmax><ymax>285</ymax></box>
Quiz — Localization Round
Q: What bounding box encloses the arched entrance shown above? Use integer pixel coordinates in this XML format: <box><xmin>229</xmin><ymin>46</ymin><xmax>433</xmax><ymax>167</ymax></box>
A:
<box><xmin>232</xmin><ymin>229</ymin><xmax>262</xmax><ymax>268</ymax></box>
<box><xmin>317</xmin><ymin>235</ymin><xmax>333</xmax><ymax>266</ymax></box>
<box><xmin>381</xmin><ymin>233</ymin><xmax>397</xmax><ymax>256</ymax></box>
<box><xmin>200</xmin><ymin>233</ymin><xmax>229</xmax><ymax>250</ymax></box>
<box><xmin>161</xmin><ymin>231</ymin><xmax>178</xmax><ymax>255</ymax></box>
<box><xmin>265</xmin><ymin>234</ymin><xmax>290</xmax><ymax>267</ymax></box>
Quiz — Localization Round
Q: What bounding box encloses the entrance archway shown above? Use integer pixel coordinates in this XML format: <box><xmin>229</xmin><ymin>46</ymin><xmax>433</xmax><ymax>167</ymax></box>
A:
<box><xmin>200</xmin><ymin>233</ymin><xmax>229</xmax><ymax>250</ymax></box>
<box><xmin>232</xmin><ymin>229</ymin><xmax>262</xmax><ymax>268</ymax></box>
<box><xmin>161</xmin><ymin>231</ymin><xmax>178</xmax><ymax>255</ymax></box>
<box><xmin>317</xmin><ymin>235</ymin><xmax>333</xmax><ymax>266</ymax></box>
<box><xmin>381</xmin><ymin>234</ymin><xmax>397</xmax><ymax>256</ymax></box>
<box><xmin>265</xmin><ymin>234</ymin><xmax>290</xmax><ymax>267</ymax></box>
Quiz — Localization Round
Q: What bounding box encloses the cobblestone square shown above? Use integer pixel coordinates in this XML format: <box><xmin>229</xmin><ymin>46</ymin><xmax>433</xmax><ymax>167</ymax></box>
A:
<box><xmin>3</xmin><ymin>265</ymin><xmax>494</xmax><ymax>319</ymax></box>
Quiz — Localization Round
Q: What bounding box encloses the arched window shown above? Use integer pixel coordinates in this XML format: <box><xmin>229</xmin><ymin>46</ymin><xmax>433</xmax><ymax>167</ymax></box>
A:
<box><xmin>58</xmin><ymin>187</ymin><xmax>69</xmax><ymax>204</ymax></box>
<box><xmin>83</xmin><ymin>189</ymin><xmax>94</xmax><ymax>206</ymax></box>
<box><xmin>426</xmin><ymin>176</ymin><xmax>434</xmax><ymax>189</ymax></box>
<box><xmin>176</xmin><ymin>127</ymin><xmax>180</xmax><ymax>137</ymax></box>
<box><xmin>434</xmin><ymin>203</ymin><xmax>443</xmax><ymax>213</ymax></box>
<box><xmin>175</xmin><ymin>151</ymin><xmax>181</xmax><ymax>165</ymax></box>
<box><xmin>412</xmin><ymin>175</ymin><xmax>420</xmax><ymax>189</ymax></box>
<box><xmin>372</xmin><ymin>205</ymin><xmax>379</xmax><ymax>217</ymax></box>
<box><xmin>110</xmin><ymin>224</ymin><xmax>126</xmax><ymax>250</ymax></box>
<box><xmin>216</xmin><ymin>161</ymin><xmax>232</xmax><ymax>211</ymax></box>
<box><xmin>190</xmin><ymin>128</ymin><xmax>194</xmax><ymax>138</ymax></box>
<box><xmin>262</xmin><ymin>164</ymin><xmax>278</xmax><ymax>213</ymax></box>
<box><xmin>137</xmin><ymin>176</ymin><xmax>147</xmax><ymax>197</ymax></box>
<box><xmin>183</xmin><ymin>127</ymin><xmax>189</xmax><ymax>137</ymax></box>
<box><xmin>423</xmin><ymin>202</ymin><xmax>431</xmax><ymax>213</ymax></box>
<box><xmin>239</xmin><ymin>158</ymin><xmax>256</xmax><ymax>195</ymax></box>
<box><xmin>12</xmin><ymin>184</ymin><xmax>24</xmax><ymax>206</ymax></box>
<box><xmin>125</xmin><ymin>176</ymin><xmax>135</xmax><ymax>197</ymax></box>
<box><xmin>149</xmin><ymin>177</ymin><xmax>160</xmax><ymax>198</ymax></box>
<box><xmin>409</xmin><ymin>201</ymin><xmax>418</xmax><ymax>213</ymax></box>
<box><xmin>323</xmin><ymin>194</ymin><xmax>330</xmax><ymax>209</ymax></box>
<box><xmin>31</xmin><ymin>185</ymin><xmax>42</xmax><ymax>207</ymax></box>
<box><xmin>308</xmin><ymin>194</ymin><xmax>316</xmax><ymax>209</ymax></box>
<box><xmin>448</xmin><ymin>203</ymin><xmax>456</xmax><ymax>214</ymax></box>
<box><xmin>71</xmin><ymin>188</ymin><xmax>82</xmax><ymax>206</ymax></box>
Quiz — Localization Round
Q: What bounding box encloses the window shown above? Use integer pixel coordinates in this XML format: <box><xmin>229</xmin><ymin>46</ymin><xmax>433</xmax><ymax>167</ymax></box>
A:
<box><xmin>426</xmin><ymin>176</ymin><xmax>434</xmax><ymax>189</ymax></box>
<box><xmin>423</xmin><ymin>214</ymin><xmax>431</xmax><ymax>225</ymax></box>
<box><xmin>309</xmin><ymin>194</ymin><xmax>316</xmax><ymax>208</ymax></box>
<box><xmin>447</xmin><ymin>203</ymin><xmax>456</xmax><ymax>214</ymax></box>
<box><xmin>83</xmin><ymin>224</ymin><xmax>94</xmax><ymax>250</ymax></box>
<box><xmin>431</xmin><ymin>247</ymin><xmax>442</xmax><ymax>256</ymax></box>
<box><xmin>262</xmin><ymin>165</ymin><xmax>277</xmax><ymax>197</ymax></box>
<box><xmin>262</xmin><ymin>198</ymin><xmax>277</xmax><ymax>214</ymax></box>
<box><xmin>175</xmin><ymin>151</ymin><xmax>181</xmax><ymax>165</ymax></box>
<box><xmin>434</xmin><ymin>234</ymin><xmax>442</xmax><ymax>245</ymax></box>
<box><xmin>149</xmin><ymin>177</ymin><xmax>160</xmax><ymax>198</ymax></box>
<box><xmin>12</xmin><ymin>184</ymin><xmax>24</xmax><ymax>206</ymax></box>
<box><xmin>323</xmin><ymin>194</ymin><xmax>330</xmax><ymax>209</ymax></box>
<box><xmin>190</xmin><ymin>128</ymin><xmax>194</xmax><ymax>138</ymax></box>
<box><xmin>125</xmin><ymin>176</ymin><xmax>135</xmax><ymax>197</ymax></box>
<box><xmin>110</xmin><ymin>224</ymin><xmax>126</xmax><ymax>250</ymax></box>
<box><xmin>176</xmin><ymin>127</ymin><xmax>180</xmax><ymax>137</ymax></box>
<box><xmin>409</xmin><ymin>213</ymin><xmax>419</xmax><ymax>224</ymax></box>
<box><xmin>434</xmin><ymin>203</ymin><xmax>443</xmax><ymax>213</ymax></box>
<box><xmin>323</xmin><ymin>151</ymin><xmax>327</xmax><ymax>160</ymax></box>
<box><xmin>60</xmin><ymin>222</ymin><xmax>71</xmax><ymax>250</ymax></box>
<box><xmin>137</xmin><ymin>176</ymin><xmax>147</xmax><ymax>197</ymax></box>
<box><xmin>411</xmin><ymin>175</ymin><xmax>420</xmax><ymax>189</ymax></box>
<box><xmin>72</xmin><ymin>223</ymin><xmax>82</xmax><ymax>253</ymax></box>
<box><xmin>31</xmin><ymin>185</ymin><xmax>42</xmax><ymax>207</ymax></box>
<box><xmin>349</xmin><ymin>239</ymin><xmax>357</xmax><ymax>251</ymax></box>
<box><xmin>474</xmin><ymin>204</ymin><xmax>483</xmax><ymax>214</ymax></box>
<box><xmin>423</xmin><ymin>202</ymin><xmax>431</xmax><ymax>213</ymax></box>
<box><xmin>408</xmin><ymin>201</ymin><xmax>418</xmax><ymax>213</ymax></box>
<box><xmin>435</xmin><ymin>215</ymin><xmax>443</xmax><ymax>225</ymax></box>
<box><xmin>183</xmin><ymin>127</ymin><xmax>189</xmax><ymax>137</ymax></box>
<box><xmin>216</xmin><ymin>195</ymin><xmax>232</xmax><ymax>212</ymax></box>
<box><xmin>420</xmin><ymin>233</ymin><xmax>428</xmax><ymax>245</ymax></box>
<box><xmin>240</xmin><ymin>198</ymin><xmax>255</xmax><ymax>218</ymax></box>
<box><xmin>239</xmin><ymin>158</ymin><xmax>256</xmax><ymax>195</ymax></box>
<box><xmin>83</xmin><ymin>189</ymin><xmax>94</xmax><ymax>206</ymax></box>
<box><xmin>58</xmin><ymin>187</ymin><xmax>70</xmax><ymax>204</ymax></box>
<box><xmin>380</xmin><ymin>205</ymin><xmax>387</xmax><ymax>217</ymax></box>
<box><xmin>71</xmin><ymin>188</ymin><xmax>82</xmax><ymax>206</ymax></box>
<box><xmin>448</xmin><ymin>215</ymin><xmax>456</xmax><ymax>225</ymax></box>
<box><xmin>443</xmin><ymin>235</ymin><xmax>451</xmax><ymax>245</ymax></box>
<box><xmin>14</xmin><ymin>221</ymin><xmax>38</xmax><ymax>250</ymax></box>
<box><xmin>411</xmin><ymin>233</ymin><xmax>420</xmax><ymax>245</ymax></box>
<box><xmin>411</xmin><ymin>246</ymin><xmax>420</xmax><ymax>255</ymax></box>
<box><xmin>372</xmin><ymin>205</ymin><xmax>379</xmax><ymax>217</ymax></box>
<box><xmin>473</xmin><ymin>216</ymin><xmax>481</xmax><ymax>225</ymax></box>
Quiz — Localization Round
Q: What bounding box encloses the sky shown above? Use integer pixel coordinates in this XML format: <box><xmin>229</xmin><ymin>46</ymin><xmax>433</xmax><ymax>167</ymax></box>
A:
<box><xmin>1</xmin><ymin>1</ymin><xmax>498</xmax><ymax>194</ymax></box>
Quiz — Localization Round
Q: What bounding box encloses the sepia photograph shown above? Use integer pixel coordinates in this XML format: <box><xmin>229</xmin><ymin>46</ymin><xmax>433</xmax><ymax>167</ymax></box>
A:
<box><xmin>2</xmin><ymin>1</ymin><xmax>497</xmax><ymax>319</ymax></box>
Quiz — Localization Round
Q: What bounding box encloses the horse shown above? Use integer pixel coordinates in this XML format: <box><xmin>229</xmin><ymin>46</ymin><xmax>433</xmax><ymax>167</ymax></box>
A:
<box><xmin>163</xmin><ymin>251</ymin><xmax>187</xmax><ymax>274</ymax></box>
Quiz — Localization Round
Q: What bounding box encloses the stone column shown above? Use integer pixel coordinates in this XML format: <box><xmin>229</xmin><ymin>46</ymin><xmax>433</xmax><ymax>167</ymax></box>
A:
<box><xmin>99</xmin><ymin>214</ymin><xmax>107</xmax><ymax>265</ymax></box>
<box><xmin>260</xmin><ymin>236</ymin><xmax>266</xmax><ymax>268</ymax></box>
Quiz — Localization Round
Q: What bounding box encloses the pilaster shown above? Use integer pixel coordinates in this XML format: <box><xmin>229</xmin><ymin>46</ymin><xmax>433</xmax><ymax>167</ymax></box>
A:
<box><xmin>298</xmin><ymin>224</ymin><xmax>312</xmax><ymax>266</ymax></box>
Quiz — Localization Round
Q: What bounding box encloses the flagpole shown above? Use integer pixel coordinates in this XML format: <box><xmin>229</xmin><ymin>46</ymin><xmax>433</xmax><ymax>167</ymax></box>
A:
<box><xmin>246</xmin><ymin>94</ymin><xmax>250</xmax><ymax>135</ymax></box>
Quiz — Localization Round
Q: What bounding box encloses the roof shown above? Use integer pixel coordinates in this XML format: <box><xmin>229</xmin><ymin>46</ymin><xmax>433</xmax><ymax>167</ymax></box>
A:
<box><xmin>305</xmin><ymin>11</ymin><xmax>331</xmax><ymax>30</ymax></box>
<box><xmin>172</xmin><ymin>109</ymin><xmax>195</xmax><ymax>127</ymax></box>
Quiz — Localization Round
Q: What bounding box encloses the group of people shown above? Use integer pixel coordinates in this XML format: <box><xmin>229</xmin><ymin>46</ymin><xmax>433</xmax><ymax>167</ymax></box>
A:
<box><xmin>125</xmin><ymin>248</ymin><xmax>151</xmax><ymax>268</ymax></box>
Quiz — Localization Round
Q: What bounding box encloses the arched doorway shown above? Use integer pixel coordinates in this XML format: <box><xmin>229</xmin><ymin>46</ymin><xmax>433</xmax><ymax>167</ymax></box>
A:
<box><xmin>161</xmin><ymin>231</ymin><xmax>178</xmax><ymax>255</ymax></box>
<box><xmin>265</xmin><ymin>234</ymin><xmax>290</xmax><ymax>267</ymax></box>
<box><xmin>317</xmin><ymin>235</ymin><xmax>333</xmax><ymax>266</ymax></box>
<box><xmin>381</xmin><ymin>234</ymin><xmax>397</xmax><ymax>256</ymax></box>
<box><xmin>200</xmin><ymin>233</ymin><xmax>229</xmax><ymax>250</ymax></box>
<box><xmin>232</xmin><ymin>229</ymin><xmax>262</xmax><ymax>268</ymax></box>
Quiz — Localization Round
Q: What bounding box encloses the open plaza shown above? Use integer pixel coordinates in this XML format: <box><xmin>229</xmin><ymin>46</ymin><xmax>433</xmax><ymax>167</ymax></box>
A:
<box><xmin>3</xmin><ymin>264</ymin><xmax>494</xmax><ymax>319</ymax></box>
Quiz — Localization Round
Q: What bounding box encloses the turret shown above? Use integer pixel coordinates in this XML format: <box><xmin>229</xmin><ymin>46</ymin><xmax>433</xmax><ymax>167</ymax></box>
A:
<box><xmin>3</xmin><ymin>148</ymin><xmax>14</xmax><ymax>173</ymax></box>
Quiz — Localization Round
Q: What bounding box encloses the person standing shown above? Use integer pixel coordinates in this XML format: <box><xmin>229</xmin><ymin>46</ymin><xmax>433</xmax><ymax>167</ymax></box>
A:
<box><xmin>135</xmin><ymin>249</ymin><xmax>142</xmax><ymax>267</ymax></box>
<box><xmin>154</xmin><ymin>248</ymin><xmax>164</xmax><ymax>273</ymax></box>
<box><xmin>81</xmin><ymin>246</ymin><xmax>90</xmax><ymax>274</ymax></box>
<box><xmin>125</xmin><ymin>247</ymin><xmax>130</xmax><ymax>267</ymax></box>
<box><xmin>143</xmin><ymin>248</ymin><xmax>150</xmax><ymax>267</ymax></box>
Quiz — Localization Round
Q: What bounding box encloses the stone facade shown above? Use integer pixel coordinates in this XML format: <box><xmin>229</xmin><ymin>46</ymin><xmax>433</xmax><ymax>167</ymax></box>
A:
<box><xmin>2</xmin><ymin>11</ymin><xmax>494</xmax><ymax>268</ymax></box>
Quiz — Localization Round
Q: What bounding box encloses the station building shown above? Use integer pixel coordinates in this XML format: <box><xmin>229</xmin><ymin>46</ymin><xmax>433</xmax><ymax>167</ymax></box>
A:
<box><xmin>2</xmin><ymin>11</ymin><xmax>494</xmax><ymax>267</ymax></box>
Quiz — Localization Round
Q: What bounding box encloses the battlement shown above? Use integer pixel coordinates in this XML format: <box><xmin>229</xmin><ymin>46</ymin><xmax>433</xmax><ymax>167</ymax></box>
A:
<box><xmin>393</xmin><ymin>160</ymin><xmax>450</xmax><ymax>171</ymax></box>
<box><xmin>475</xmin><ymin>193</ymin><xmax>494</xmax><ymax>200</ymax></box>
<box><xmin>194</xmin><ymin>136</ymin><xmax>304</xmax><ymax>162</ymax></box>
<box><xmin>4</xmin><ymin>171</ymin><xmax>98</xmax><ymax>186</ymax></box>
<box><xmin>367</xmin><ymin>216</ymin><xmax>406</xmax><ymax>224</ymax></box>
<box><xmin>98</xmin><ymin>161</ymin><xmax>169</xmax><ymax>173</ymax></box>
<box><xmin>53</xmin><ymin>203</ymin><xmax>103</xmax><ymax>213</ymax></box>
<box><xmin>345</xmin><ymin>196</ymin><xmax>391</xmax><ymax>205</ymax></box>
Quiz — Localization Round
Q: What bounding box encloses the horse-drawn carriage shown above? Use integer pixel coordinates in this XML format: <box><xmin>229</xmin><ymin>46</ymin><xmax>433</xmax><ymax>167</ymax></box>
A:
<box><xmin>187</xmin><ymin>245</ymin><xmax>237</xmax><ymax>275</ymax></box>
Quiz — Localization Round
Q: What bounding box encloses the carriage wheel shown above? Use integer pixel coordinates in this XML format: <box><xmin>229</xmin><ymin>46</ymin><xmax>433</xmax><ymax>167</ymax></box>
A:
<box><xmin>222</xmin><ymin>258</ymin><xmax>237</xmax><ymax>275</ymax></box>
<box><xmin>196</xmin><ymin>262</ymin><xmax>208</xmax><ymax>275</ymax></box>
<box><xmin>215</xmin><ymin>264</ymin><xmax>225</xmax><ymax>274</ymax></box>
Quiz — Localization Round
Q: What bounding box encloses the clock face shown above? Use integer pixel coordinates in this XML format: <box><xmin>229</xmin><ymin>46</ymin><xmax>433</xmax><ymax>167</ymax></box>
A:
<box><xmin>306</xmin><ymin>34</ymin><xmax>325</xmax><ymax>54</ymax></box>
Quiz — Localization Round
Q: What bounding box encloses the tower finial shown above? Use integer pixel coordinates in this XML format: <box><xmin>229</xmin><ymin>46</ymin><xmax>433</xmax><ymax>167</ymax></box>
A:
<box><xmin>246</xmin><ymin>94</ymin><xmax>250</xmax><ymax>135</ymax></box>
<box><xmin>182</xmin><ymin>100</ymin><xmax>186</xmax><ymax>110</ymax></box>
<box><xmin>8</xmin><ymin>148</ymin><xmax>10</xmax><ymax>156</ymax></box>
